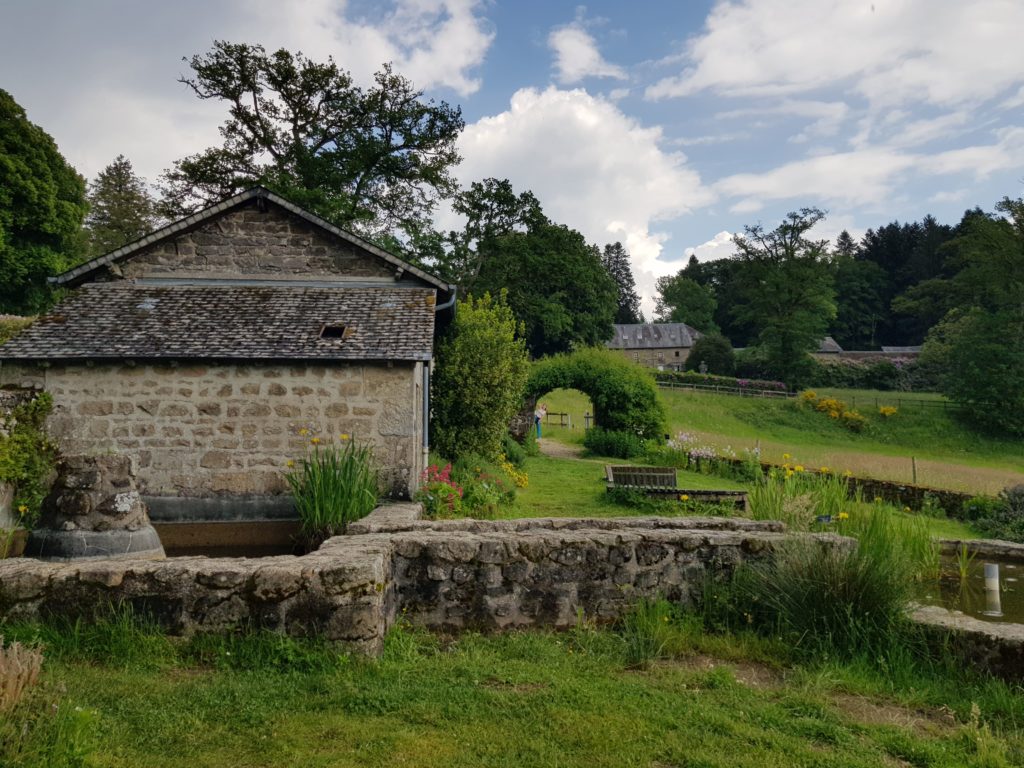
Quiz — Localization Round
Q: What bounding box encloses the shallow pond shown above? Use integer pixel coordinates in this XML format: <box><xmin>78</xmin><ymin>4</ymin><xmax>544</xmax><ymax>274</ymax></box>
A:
<box><xmin>917</xmin><ymin>555</ymin><xmax>1024</xmax><ymax>624</ymax></box>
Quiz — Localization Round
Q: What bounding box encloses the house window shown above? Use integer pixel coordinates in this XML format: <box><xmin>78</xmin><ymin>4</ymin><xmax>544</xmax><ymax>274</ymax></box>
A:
<box><xmin>319</xmin><ymin>324</ymin><xmax>347</xmax><ymax>339</ymax></box>
<box><xmin>674</xmin><ymin>350</ymin><xmax>680</xmax><ymax>357</ymax></box>
<box><xmin>657</xmin><ymin>352</ymin><xmax>664</xmax><ymax>361</ymax></box>
<box><xmin>633</xmin><ymin>353</ymin><xmax>640</xmax><ymax>361</ymax></box>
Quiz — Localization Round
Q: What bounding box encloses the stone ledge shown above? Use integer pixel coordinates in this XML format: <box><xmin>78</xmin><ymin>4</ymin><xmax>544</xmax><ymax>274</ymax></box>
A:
<box><xmin>0</xmin><ymin>515</ymin><xmax>841</xmax><ymax>657</ymax></box>
<box><xmin>911</xmin><ymin>604</ymin><xmax>1024</xmax><ymax>683</ymax></box>
<box><xmin>939</xmin><ymin>538</ymin><xmax>1024</xmax><ymax>560</ymax></box>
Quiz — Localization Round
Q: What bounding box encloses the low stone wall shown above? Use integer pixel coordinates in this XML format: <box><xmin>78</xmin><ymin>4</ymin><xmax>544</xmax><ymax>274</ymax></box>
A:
<box><xmin>0</xmin><ymin>508</ymin><xmax>822</xmax><ymax>654</ymax></box>
<box><xmin>911</xmin><ymin>605</ymin><xmax>1024</xmax><ymax>683</ymax></box>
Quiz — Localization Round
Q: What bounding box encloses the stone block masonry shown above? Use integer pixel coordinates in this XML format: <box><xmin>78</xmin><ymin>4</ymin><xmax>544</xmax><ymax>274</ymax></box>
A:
<box><xmin>0</xmin><ymin>361</ymin><xmax>423</xmax><ymax>505</ymax></box>
<box><xmin>0</xmin><ymin>511</ymin><xmax>832</xmax><ymax>656</ymax></box>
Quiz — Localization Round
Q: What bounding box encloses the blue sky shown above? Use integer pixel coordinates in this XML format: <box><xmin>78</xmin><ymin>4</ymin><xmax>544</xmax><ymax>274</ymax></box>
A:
<box><xmin>3</xmin><ymin>0</ymin><xmax>1024</xmax><ymax>312</ymax></box>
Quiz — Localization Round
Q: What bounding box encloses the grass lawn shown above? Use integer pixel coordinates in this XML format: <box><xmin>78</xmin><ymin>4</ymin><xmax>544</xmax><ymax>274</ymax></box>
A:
<box><xmin>7</xmin><ymin>618</ymin><xmax>1024</xmax><ymax>768</ymax></box>
<box><xmin>537</xmin><ymin>387</ymin><xmax>1024</xmax><ymax>495</ymax></box>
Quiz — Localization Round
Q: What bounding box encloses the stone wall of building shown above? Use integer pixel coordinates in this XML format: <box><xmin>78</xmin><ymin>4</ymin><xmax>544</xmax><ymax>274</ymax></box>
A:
<box><xmin>120</xmin><ymin>203</ymin><xmax>398</xmax><ymax>282</ymax></box>
<box><xmin>0</xmin><ymin>361</ymin><xmax>421</xmax><ymax>504</ymax></box>
<box><xmin>0</xmin><ymin>510</ymin><xmax>817</xmax><ymax>656</ymax></box>
<box><xmin>615</xmin><ymin>347</ymin><xmax>691</xmax><ymax>370</ymax></box>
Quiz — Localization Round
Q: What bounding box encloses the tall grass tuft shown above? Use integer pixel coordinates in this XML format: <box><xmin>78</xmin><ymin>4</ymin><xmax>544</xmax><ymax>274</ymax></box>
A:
<box><xmin>1</xmin><ymin>636</ymin><xmax>42</xmax><ymax>713</ymax></box>
<box><xmin>286</xmin><ymin>440</ymin><xmax>379</xmax><ymax>547</ymax></box>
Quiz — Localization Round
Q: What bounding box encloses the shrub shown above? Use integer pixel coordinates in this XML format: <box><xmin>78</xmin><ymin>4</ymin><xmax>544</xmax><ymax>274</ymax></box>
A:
<box><xmin>0</xmin><ymin>315</ymin><xmax>34</xmax><ymax>345</ymax></box>
<box><xmin>432</xmin><ymin>292</ymin><xmax>530</xmax><ymax>461</ymax></box>
<box><xmin>970</xmin><ymin>485</ymin><xmax>1024</xmax><ymax>542</ymax></box>
<box><xmin>798</xmin><ymin>390</ymin><xmax>869</xmax><ymax>433</ymax></box>
<box><xmin>683</xmin><ymin>333</ymin><xmax>735</xmax><ymax>376</ymax></box>
<box><xmin>414</xmin><ymin>463</ymin><xmax>463</xmax><ymax>518</ymax></box>
<box><xmin>583</xmin><ymin>427</ymin><xmax>647</xmax><ymax>459</ymax></box>
<box><xmin>655</xmin><ymin>369</ymin><xmax>787</xmax><ymax>393</ymax></box>
<box><xmin>285</xmin><ymin>439</ymin><xmax>379</xmax><ymax>545</ymax></box>
<box><xmin>962</xmin><ymin>495</ymin><xmax>1006</xmax><ymax>522</ymax></box>
<box><xmin>501</xmin><ymin>433</ymin><xmax>527</xmax><ymax>467</ymax></box>
<box><xmin>0</xmin><ymin>391</ymin><xmax>57</xmax><ymax>527</ymax></box>
<box><xmin>528</xmin><ymin>348</ymin><xmax>664</xmax><ymax>438</ymax></box>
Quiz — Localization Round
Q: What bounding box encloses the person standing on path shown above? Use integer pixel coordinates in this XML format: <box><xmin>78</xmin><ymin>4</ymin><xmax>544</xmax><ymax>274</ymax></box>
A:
<box><xmin>535</xmin><ymin>403</ymin><xmax>547</xmax><ymax>438</ymax></box>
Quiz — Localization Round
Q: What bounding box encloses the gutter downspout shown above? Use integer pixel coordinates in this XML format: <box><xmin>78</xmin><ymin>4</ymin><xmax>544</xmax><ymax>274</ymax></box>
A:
<box><xmin>423</xmin><ymin>286</ymin><xmax>456</xmax><ymax>473</ymax></box>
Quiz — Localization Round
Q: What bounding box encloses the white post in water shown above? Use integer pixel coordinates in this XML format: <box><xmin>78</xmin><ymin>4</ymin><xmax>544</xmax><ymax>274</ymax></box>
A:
<box><xmin>983</xmin><ymin>562</ymin><xmax>1003</xmax><ymax>617</ymax></box>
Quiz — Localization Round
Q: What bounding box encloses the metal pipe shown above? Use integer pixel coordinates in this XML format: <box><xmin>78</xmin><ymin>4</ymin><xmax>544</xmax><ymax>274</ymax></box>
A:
<box><xmin>983</xmin><ymin>562</ymin><xmax>1003</xmax><ymax>617</ymax></box>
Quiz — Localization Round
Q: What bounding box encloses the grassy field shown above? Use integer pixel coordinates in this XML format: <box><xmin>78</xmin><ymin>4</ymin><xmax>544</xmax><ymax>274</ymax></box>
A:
<box><xmin>6</xmin><ymin>615</ymin><xmax>1024</xmax><ymax>767</ymax></box>
<box><xmin>537</xmin><ymin>387</ymin><xmax>1024</xmax><ymax>494</ymax></box>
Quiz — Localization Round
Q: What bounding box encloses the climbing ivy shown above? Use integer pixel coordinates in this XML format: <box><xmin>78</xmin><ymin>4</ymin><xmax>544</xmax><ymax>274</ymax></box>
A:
<box><xmin>0</xmin><ymin>392</ymin><xmax>56</xmax><ymax>527</ymax></box>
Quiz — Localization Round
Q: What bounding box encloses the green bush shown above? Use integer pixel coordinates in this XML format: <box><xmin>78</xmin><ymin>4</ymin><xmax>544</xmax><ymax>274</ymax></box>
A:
<box><xmin>969</xmin><ymin>485</ymin><xmax>1024</xmax><ymax>542</ymax></box>
<box><xmin>0</xmin><ymin>392</ymin><xmax>57</xmax><ymax>527</ymax></box>
<box><xmin>583</xmin><ymin>427</ymin><xmax>647</xmax><ymax>459</ymax></box>
<box><xmin>0</xmin><ymin>315</ymin><xmax>34</xmax><ymax>345</ymax></box>
<box><xmin>285</xmin><ymin>440</ymin><xmax>379</xmax><ymax>546</ymax></box>
<box><xmin>655</xmin><ymin>369</ymin><xmax>787</xmax><ymax>392</ymax></box>
<box><xmin>962</xmin><ymin>495</ymin><xmax>1006</xmax><ymax>522</ymax></box>
<box><xmin>528</xmin><ymin>348</ymin><xmax>664</xmax><ymax>439</ymax></box>
<box><xmin>432</xmin><ymin>292</ymin><xmax>530</xmax><ymax>461</ymax></box>
<box><xmin>684</xmin><ymin>333</ymin><xmax>735</xmax><ymax>376</ymax></box>
<box><xmin>502</xmin><ymin>433</ymin><xmax>527</xmax><ymax>468</ymax></box>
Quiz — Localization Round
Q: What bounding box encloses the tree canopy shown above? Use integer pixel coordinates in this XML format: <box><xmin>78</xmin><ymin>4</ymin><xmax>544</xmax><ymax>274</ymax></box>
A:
<box><xmin>0</xmin><ymin>88</ymin><xmax>87</xmax><ymax>314</ymax></box>
<box><xmin>730</xmin><ymin>208</ymin><xmax>836</xmax><ymax>386</ymax></box>
<box><xmin>654</xmin><ymin>273</ymin><xmax>718</xmax><ymax>333</ymax></box>
<box><xmin>85</xmin><ymin>155</ymin><xmax>159</xmax><ymax>256</ymax></box>
<box><xmin>601</xmin><ymin>242</ymin><xmax>642</xmax><ymax>324</ymax></box>
<box><xmin>161</xmin><ymin>42</ymin><xmax>464</xmax><ymax>237</ymax></box>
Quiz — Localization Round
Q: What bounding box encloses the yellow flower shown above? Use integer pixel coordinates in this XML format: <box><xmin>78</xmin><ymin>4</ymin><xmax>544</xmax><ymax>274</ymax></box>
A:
<box><xmin>298</xmin><ymin>428</ymin><xmax>309</xmax><ymax>436</ymax></box>
<box><xmin>794</xmin><ymin>465</ymin><xmax>804</xmax><ymax>472</ymax></box>
<box><xmin>679</xmin><ymin>494</ymin><xmax>689</xmax><ymax>501</ymax></box>
<box><xmin>903</xmin><ymin>506</ymin><xmax>911</xmax><ymax>513</ymax></box>
<box><xmin>310</xmin><ymin>437</ymin><xmax>321</xmax><ymax>445</ymax></box>
<box><xmin>819</xmin><ymin>466</ymin><xmax>829</xmax><ymax>473</ymax></box>
<box><xmin>838</xmin><ymin>512</ymin><xmax>849</xmax><ymax>520</ymax></box>
<box><xmin>17</xmin><ymin>505</ymin><xmax>28</xmax><ymax>514</ymax></box>
<box><xmin>782</xmin><ymin>453</ymin><xmax>791</xmax><ymax>460</ymax></box>
<box><xmin>874</xmin><ymin>496</ymin><xmax>882</xmax><ymax>503</ymax></box>
<box><xmin>843</xmin><ymin>470</ymin><xmax>853</xmax><ymax>477</ymax></box>
<box><xmin>286</xmin><ymin>460</ymin><xmax>295</xmax><ymax>468</ymax></box>
<box><xmin>785</xmin><ymin>470</ymin><xmax>794</xmax><ymax>478</ymax></box>
<box><xmin>339</xmin><ymin>433</ymin><xmax>350</xmax><ymax>440</ymax></box>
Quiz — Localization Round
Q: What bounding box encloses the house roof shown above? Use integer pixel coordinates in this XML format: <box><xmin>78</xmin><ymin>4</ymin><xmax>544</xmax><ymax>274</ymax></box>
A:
<box><xmin>606</xmin><ymin>323</ymin><xmax>702</xmax><ymax>350</ymax></box>
<box><xmin>880</xmin><ymin>345</ymin><xmax>922</xmax><ymax>354</ymax></box>
<box><xmin>52</xmin><ymin>186</ymin><xmax>453</xmax><ymax>295</ymax></box>
<box><xmin>0</xmin><ymin>283</ymin><xmax>436</xmax><ymax>362</ymax></box>
<box><xmin>818</xmin><ymin>336</ymin><xmax>843</xmax><ymax>354</ymax></box>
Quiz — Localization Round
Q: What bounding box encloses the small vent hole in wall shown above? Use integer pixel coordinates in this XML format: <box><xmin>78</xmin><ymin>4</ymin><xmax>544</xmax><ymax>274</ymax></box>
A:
<box><xmin>320</xmin><ymin>324</ymin><xmax>347</xmax><ymax>340</ymax></box>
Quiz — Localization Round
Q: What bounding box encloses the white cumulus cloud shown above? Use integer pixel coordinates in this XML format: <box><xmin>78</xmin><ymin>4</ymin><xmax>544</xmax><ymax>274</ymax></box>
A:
<box><xmin>455</xmin><ymin>86</ymin><xmax>714</xmax><ymax>315</ymax></box>
<box><xmin>549</xmin><ymin>23</ymin><xmax>627</xmax><ymax>84</ymax></box>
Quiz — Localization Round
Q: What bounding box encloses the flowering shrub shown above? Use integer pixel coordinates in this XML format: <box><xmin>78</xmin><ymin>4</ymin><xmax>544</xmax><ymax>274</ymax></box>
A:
<box><xmin>499</xmin><ymin>457</ymin><xmax>529</xmax><ymax>488</ymax></box>
<box><xmin>878</xmin><ymin>405</ymin><xmax>898</xmax><ymax>418</ymax></box>
<box><xmin>656</xmin><ymin>370</ymin><xmax>788</xmax><ymax>393</ymax></box>
<box><xmin>415</xmin><ymin>463</ymin><xmax>464</xmax><ymax>519</ymax></box>
<box><xmin>798</xmin><ymin>391</ymin><xmax>869</xmax><ymax>433</ymax></box>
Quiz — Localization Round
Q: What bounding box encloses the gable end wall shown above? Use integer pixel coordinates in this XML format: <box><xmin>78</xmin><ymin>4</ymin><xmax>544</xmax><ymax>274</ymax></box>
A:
<box><xmin>121</xmin><ymin>203</ymin><xmax>395</xmax><ymax>281</ymax></box>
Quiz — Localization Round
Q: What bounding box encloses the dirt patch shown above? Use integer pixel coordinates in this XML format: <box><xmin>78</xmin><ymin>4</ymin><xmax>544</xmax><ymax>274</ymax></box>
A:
<box><xmin>536</xmin><ymin>438</ymin><xmax>585</xmax><ymax>460</ymax></box>
<box><xmin>831</xmin><ymin>692</ymin><xmax>958</xmax><ymax>737</ymax></box>
<box><xmin>646</xmin><ymin>654</ymin><xmax>786</xmax><ymax>690</ymax></box>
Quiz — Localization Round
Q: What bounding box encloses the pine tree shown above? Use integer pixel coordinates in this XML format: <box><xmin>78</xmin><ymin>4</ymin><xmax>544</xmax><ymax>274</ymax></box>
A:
<box><xmin>601</xmin><ymin>242</ymin><xmax>643</xmax><ymax>324</ymax></box>
<box><xmin>85</xmin><ymin>155</ymin><xmax>158</xmax><ymax>256</ymax></box>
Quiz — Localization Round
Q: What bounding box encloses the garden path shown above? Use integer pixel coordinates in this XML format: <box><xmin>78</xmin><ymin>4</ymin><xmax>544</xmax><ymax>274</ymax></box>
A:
<box><xmin>536</xmin><ymin>437</ymin><xmax>584</xmax><ymax>460</ymax></box>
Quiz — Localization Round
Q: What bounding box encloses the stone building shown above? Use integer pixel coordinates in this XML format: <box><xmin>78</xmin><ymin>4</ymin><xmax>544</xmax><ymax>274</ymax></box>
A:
<box><xmin>606</xmin><ymin>323</ymin><xmax>702</xmax><ymax>370</ymax></box>
<box><xmin>0</xmin><ymin>187</ymin><xmax>454</xmax><ymax>520</ymax></box>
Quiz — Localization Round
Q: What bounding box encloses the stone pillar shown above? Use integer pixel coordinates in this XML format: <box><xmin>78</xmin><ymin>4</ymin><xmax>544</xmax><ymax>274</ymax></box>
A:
<box><xmin>26</xmin><ymin>455</ymin><xmax>165</xmax><ymax>561</ymax></box>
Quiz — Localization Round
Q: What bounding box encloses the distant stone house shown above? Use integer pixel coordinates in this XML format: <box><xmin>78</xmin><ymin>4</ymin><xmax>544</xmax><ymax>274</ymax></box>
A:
<box><xmin>0</xmin><ymin>187</ymin><xmax>455</xmax><ymax>520</ymax></box>
<box><xmin>606</xmin><ymin>323</ymin><xmax>702</xmax><ymax>370</ymax></box>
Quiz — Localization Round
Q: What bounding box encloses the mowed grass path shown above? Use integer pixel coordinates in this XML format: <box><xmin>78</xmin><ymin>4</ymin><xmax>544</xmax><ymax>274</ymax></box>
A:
<box><xmin>538</xmin><ymin>388</ymin><xmax>1024</xmax><ymax>494</ymax></box>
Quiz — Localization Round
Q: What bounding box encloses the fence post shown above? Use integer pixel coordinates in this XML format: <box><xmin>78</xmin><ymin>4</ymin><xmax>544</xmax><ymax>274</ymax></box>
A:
<box><xmin>912</xmin><ymin>456</ymin><xmax>918</xmax><ymax>485</ymax></box>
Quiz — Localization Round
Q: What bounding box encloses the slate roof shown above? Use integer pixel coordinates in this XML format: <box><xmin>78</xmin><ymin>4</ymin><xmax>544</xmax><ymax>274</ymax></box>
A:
<box><xmin>52</xmin><ymin>186</ymin><xmax>453</xmax><ymax>295</ymax></box>
<box><xmin>606</xmin><ymin>323</ymin><xmax>702</xmax><ymax>350</ymax></box>
<box><xmin>881</xmin><ymin>345</ymin><xmax>922</xmax><ymax>354</ymax></box>
<box><xmin>0</xmin><ymin>283</ymin><xmax>436</xmax><ymax>362</ymax></box>
<box><xmin>817</xmin><ymin>336</ymin><xmax>843</xmax><ymax>354</ymax></box>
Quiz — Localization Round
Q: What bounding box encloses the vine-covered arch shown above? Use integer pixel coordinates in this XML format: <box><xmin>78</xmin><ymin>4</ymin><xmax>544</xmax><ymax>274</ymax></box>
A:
<box><xmin>524</xmin><ymin>348</ymin><xmax>665</xmax><ymax>438</ymax></box>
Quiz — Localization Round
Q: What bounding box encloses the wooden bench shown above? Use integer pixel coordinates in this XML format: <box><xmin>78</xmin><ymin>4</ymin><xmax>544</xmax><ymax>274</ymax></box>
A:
<box><xmin>605</xmin><ymin>465</ymin><xmax>748</xmax><ymax>511</ymax></box>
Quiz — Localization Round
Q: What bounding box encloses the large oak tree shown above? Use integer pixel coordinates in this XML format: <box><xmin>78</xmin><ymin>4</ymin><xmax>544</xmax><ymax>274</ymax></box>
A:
<box><xmin>161</xmin><ymin>42</ymin><xmax>464</xmax><ymax>237</ymax></box>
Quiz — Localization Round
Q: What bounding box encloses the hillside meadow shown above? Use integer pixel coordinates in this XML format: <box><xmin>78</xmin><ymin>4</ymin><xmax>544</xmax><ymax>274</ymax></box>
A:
<box><xmin>537</xmin><ymin>387</ymin><xmax>1024</xmax><ymax>495</ymax></box>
